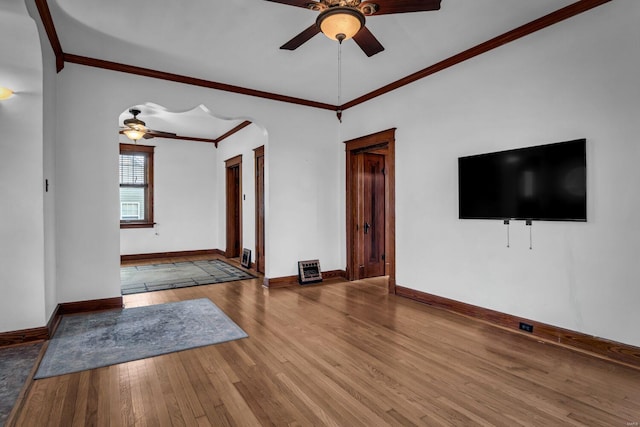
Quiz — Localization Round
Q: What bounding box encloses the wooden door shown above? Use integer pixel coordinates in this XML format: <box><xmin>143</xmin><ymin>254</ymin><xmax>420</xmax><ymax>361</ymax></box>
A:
<box><xmin>361</xmin><ymin>153</ymin><xmax>386</xmax><ymax>278</ymax></box>
<box><xmin>345</xmin><ymin>128</ymin><xmax>396</xmax><ymax>293</ymax></box>
<box><xmin>225</xmin><ymin>155</ymin><xmax>242</xmax><ymax>258</ymax></box>
<box><xmin>254</xmin><ymin>146</ymin><xmax>265</xmax><ymax>273</ymax></box>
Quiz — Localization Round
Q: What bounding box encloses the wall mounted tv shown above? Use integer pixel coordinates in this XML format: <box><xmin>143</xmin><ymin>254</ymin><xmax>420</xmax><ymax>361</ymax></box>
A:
<box><xmin>458</xmin><ymin>139</ymin><xmax>586</xmax><ymax>221</ymax></box>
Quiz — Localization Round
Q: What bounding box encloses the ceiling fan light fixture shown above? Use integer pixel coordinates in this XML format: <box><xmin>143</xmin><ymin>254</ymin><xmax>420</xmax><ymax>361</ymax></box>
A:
<box><xmin>317</xmin><ymin>7</ymin><xmax>364</xmax><ymax>42</ymax></box>
<box><xmin>123</xmin><ymin>108</ymin><xmax>148</xmax><ymax>141</ymax></box>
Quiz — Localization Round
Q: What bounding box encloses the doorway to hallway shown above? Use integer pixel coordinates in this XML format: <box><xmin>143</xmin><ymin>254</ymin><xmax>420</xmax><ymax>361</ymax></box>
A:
<box><xmin>225</xmin><ymin>155</ymin><xmax>242</xmax><ymax>258</ymax></box>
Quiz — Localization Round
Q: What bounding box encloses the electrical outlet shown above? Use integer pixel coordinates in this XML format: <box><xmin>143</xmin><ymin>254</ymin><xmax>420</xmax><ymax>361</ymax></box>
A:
<box><xmin>519</xmin><ymin>322</ymin><xmax>534</xmax><ymax>333</ymax></box>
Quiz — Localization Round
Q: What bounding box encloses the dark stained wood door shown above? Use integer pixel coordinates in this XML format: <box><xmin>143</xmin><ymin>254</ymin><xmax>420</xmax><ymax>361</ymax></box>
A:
<box><xmin>345</xmin><ymin>128</ymin><xmax>396</xmax><ymax>292</ymax></box>
<box><xmin>225</xmin><ymin>156</ymin><xmax>242</xmax><ymax>258</ymax></box>
<box><xmin>254</xmin><ymin>146</ymin><xmax>265</xmax><ymax>273</ymax></box>
<box><xmin>361</xmin><ymin>153</ymin><xmax>386</xmax><ymax>278</ymax></box>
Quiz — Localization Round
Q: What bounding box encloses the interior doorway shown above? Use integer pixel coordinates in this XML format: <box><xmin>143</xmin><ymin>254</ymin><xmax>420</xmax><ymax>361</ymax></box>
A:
<box><xmin>345</xmin><ymin>128</ymin><xmax>396</xmax><ymax>293</ymax></box>
<box><xmin>361</xmin><ymin>152</ymin><xmax>386</xmax><ymax>278</ymax></box>
<box><xmin>254</xmin><ymin>146</ymin><xmax>265</xmax><ymax>273</ymax></box>
<box><xmin>225</xmin><ymin>155</ymin><xmax>242</xmax><ymax>258</ymax></box>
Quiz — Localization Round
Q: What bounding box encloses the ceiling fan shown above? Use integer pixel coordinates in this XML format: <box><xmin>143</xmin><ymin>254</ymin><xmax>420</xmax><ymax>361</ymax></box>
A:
<box><xmin>266</xmin><ymin>0</ymin><xmax>442</xmax><ymax>57</ymax></box>
<box><xmin>120</xmin><ymin>108</ymin><xmax>177</xmax><ymax>141</ymax></box>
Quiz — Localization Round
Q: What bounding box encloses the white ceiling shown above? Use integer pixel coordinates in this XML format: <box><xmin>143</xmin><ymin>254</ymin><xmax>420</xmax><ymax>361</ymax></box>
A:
<box><xmin>118</xmin><ymin>103</ymin><xmax>247</xmax><ymax>140</ymax></box>
<box><xmin>50</xmin><ymin>0</ymin><xmax>576</xmax><ymax>136</ymax></box>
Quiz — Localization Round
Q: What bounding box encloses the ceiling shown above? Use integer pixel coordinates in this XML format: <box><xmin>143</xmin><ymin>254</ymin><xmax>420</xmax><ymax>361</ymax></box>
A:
<box><xmin>118</xmin><ymin>103</ymin><xmax>249</xmax><ymax>143</ymax></box>
<box><xmin>46</xmin><ymin>0</ymin><xmax>585</xmax><ymax>137</ymax></box>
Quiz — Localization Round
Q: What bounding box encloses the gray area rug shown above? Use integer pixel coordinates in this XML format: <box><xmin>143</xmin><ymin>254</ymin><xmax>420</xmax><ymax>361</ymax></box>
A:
<box><xmin>121</xmin><ymin>259</ymin><xmax>255</xmax><ymax>295</ymax></box>
<box><xmin>0</xmin><ymin>342</ymin><xmax>42</xmax><ymax>425</ymax></box>
<box><xmin>34</xmin><ymin>298</ymin><xmax>247</xmax><ymax>379</ymax></box>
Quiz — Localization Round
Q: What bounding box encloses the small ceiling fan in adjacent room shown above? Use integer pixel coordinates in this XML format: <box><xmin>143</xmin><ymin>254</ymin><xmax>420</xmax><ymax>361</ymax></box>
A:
<box><xmin>120</xmin><ymin>108</ymin><xmax>177</xmax><ymax>142</ymax></box>
<box><xmin>266</xmin><ymin>0</ymin><xmax>442</xmax><ymax>57</ymax></box>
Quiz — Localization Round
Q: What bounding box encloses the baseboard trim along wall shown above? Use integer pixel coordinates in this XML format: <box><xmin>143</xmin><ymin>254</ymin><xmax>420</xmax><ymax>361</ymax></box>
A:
<box><xmin>121</xmin><ymin>249</ymin><xmax>224</xmax><ymax>262</ymax></box>
<box><xmin>0</xmin><ymin>327</ymin><xmax>49</xmax><ymax>347</ymax></box>
<box><xmin>0</xmin><ymin>296</ymin><xmax>124</xmax><ymax>348</ymax></box>
<box><xmin>395</xmin><ymin>286</ymin><xmax>640</xmax><ymax>369</ymax></box>
<box><xmin>56</xmin><ymin>297</ymin><xmax>123</xmax><ymax>316</ymax></box>
<box><xmin>264</xmin><ymin>270</ymin><xmax>347</xmax><ymax>289</ymax></box>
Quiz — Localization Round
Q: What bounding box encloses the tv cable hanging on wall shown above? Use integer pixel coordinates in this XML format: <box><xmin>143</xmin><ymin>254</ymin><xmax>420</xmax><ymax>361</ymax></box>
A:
<box><xmin>503</xmin><ymin>219</ymin><xmax>533</xmax><ymax>249</ymax></box>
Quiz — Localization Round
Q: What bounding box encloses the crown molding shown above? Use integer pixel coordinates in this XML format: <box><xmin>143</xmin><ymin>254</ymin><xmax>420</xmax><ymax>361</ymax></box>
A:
<box><xmin>63</xmin><ymin>53</ymin><xmax>337</xmax><ymax>111</ymax></box>
<box><xmin>341</xmin><ymin>0</ymin><xmax>612</xmax><ymax>110</ymax></box>
<box><xmin>34</xmin><ymin>0</ymin><xmax>64</xmax><ymax>71</ymax></box>
<box><xmin>213</xmin><ymin>120</ymin><xmax>252</xmax><ymax>148</ymax></box>
<box><xmin>36</xmin><ymin>0</ymin><xmax>611</xmax><ymax>112</ymax></box>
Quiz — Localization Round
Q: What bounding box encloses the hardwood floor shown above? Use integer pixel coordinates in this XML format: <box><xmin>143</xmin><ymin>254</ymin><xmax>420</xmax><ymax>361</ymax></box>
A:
<box><xmin>9</xmin><ymin>272</ymin><xmax>640</xmax><ymax>426</ymax></box>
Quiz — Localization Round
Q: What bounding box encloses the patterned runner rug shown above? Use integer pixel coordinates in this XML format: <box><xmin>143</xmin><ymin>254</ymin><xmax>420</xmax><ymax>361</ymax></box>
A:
<box><xmin>34</xmin><ymin>298</ymin><xmax>247</xmax><ymax>379</ymax></box>
<box><xmin>121</xmin><ymin>259</ymin><xmax>255</xmax><ymax>295</ymax></box>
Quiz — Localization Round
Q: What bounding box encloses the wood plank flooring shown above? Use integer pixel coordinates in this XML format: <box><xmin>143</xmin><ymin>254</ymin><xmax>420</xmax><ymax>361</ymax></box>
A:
<box><xmin>9</xmin><ymin>268</ymin><xmax>640</xmax><ymax>426</ymax></box>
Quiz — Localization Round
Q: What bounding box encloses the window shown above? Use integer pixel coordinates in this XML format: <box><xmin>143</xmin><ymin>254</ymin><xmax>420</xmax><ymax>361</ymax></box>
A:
<box><xmin>120</xmin><ymin>143</ymin><xmax>154</xmax><ymax>228</ymax></box>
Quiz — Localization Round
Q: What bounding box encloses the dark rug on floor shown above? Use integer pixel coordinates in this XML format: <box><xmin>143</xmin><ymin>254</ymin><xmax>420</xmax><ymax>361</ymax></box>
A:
<box><xmin>34</xmin><ymin>298</ymin><xmax>247</xmax><ymax>379</ymax></box>
<box><xmin>121</xmin><ymin>259</ymin><xmax>255</xmax><ymax>295</ymax></box>
<box><xmin>0</xmin><ymin>342</ymin><xmax>42</xmax><ymax>425</ymax></box>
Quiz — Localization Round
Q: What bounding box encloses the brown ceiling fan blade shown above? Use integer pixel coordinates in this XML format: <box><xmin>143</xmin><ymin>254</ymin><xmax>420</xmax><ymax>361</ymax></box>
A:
<box><xmin>146</xmin><ymin>130</ymin><xmax>177</xmax><ymax>138</ymax></box>
<box><xmin>264</xmin><ymin>0</ymin><xmax>314</xmax><ymax>10</ymax></box>
<box><xmin>362</xmin><ymin>0</ymin><xmax>441</xmax><ymax>15</ymax></box>
<box><xmin>353</xmin><ymin>26</ymin><xmax>385</xmax><ymax>57</ymax></box>
<box><xmin>280</xmin><ymin>24</ymin><xmax>321</xmax><ymax>50</ymax></box>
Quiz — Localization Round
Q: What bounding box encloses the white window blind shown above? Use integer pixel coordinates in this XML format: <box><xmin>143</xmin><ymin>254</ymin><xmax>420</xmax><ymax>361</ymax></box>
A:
<box><xmin>119</xmin><ymin>154</ymin><xmax>147</xmax><ymax>185</ymax></box>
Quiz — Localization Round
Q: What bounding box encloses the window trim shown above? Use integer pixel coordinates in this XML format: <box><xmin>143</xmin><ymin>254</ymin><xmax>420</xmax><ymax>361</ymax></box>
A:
<box><xmin>120</xmin><ymin>143</ymin><xmax>154</xmax><ymax>229</ymax></box>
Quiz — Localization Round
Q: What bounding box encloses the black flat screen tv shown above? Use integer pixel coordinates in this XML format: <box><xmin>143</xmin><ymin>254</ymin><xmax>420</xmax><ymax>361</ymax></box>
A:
<box><xmin>458</xmin><ymin>139</ymin><xmax>586</xmax><ymax>221</ymax></box>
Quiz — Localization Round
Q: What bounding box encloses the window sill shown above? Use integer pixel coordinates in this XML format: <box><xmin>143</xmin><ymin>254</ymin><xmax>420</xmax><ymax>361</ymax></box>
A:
<box><xmin>121</xmin><ymin>222</ymin><xmax>155</xmax><ymax>229</ymax></box>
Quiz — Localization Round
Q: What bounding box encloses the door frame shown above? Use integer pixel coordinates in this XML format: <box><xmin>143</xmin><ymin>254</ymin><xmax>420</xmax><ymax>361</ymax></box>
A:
<box><xmin>254</xmin><ymin>145</ymin><xmax>265</xmax><ymax>273</ymax></box>
<box><xmin>345</xmin><ymin>128</ymin><xmax>396</xmax><ymax>293</ymax></box>
<box><xmin>225</xmin><ymin>155</ymin><xmax>242</xmax><ymax>258</ymax></box>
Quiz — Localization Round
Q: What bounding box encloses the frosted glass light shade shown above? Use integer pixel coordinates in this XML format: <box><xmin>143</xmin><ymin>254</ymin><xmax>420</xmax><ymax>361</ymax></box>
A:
<box><xmin>318</xmin><ymin>8</ymin><xmax>364</xmax><ymax>41</ymax></box>
<box><xmin>123</xmin><ymin>128</ymin><xmax>146</xmax><ymax>141</ymax></box>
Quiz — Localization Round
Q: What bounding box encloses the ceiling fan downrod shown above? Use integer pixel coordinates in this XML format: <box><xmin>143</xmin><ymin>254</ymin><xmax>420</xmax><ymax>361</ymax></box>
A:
<box><xmin>336</xmin><ymin>38</ymin><xmax>343</xmax><ymax>123</ymax></box>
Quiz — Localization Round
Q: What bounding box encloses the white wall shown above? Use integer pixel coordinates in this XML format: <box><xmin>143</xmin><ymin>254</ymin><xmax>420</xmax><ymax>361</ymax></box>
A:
<box><xmin>26</xmin><ymin>0</ymin><xmax>59</xmax><ymax>325</ymax></box>
<box><xmin>119</xmin><ymin>135</ymin><xmax>218</xmax><ymax>255</ymax></box>
<box><xmin>341</xmin><ymin>2</ymin><xmax>640</xmax><ymax>347</ymax></box>
<box><xmin>0</xmin><ymin>2</ymin><xmax>46</xmax><ymax>331</ymax></box>
<box><xmin>54</xmin><ymin>63</ymin><xmax>339</xmax><ymax>304</ymax></box>
<box><xmin>267</xmin><ymin>119</ymin><xmax>344</xmax><ymax>276</ymax></box>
